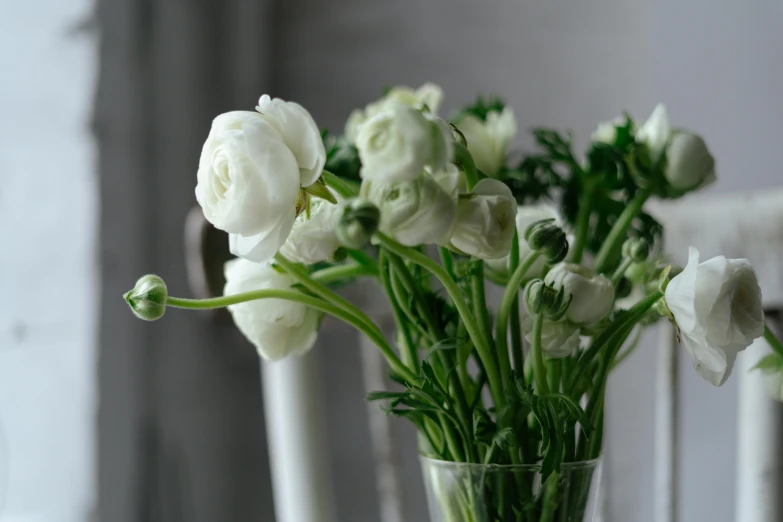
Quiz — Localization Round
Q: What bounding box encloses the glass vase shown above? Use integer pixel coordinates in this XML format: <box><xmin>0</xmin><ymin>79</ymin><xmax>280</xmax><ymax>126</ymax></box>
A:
<box><xmin>421</xmin><ymin>456</ymin><xmax>602</xmax><ymax>522</ymax></box>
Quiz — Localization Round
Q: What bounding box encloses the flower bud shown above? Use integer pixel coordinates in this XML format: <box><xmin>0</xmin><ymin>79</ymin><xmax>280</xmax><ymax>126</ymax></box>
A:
<box><xmin>665</xmin><ymin>131</ymin><xmax>716</xmax><ymax>192</ymax></box>
<box><xmin>622</xmin><ymin>237</ymin><xmax>651</xmax><ymax>263</ymax></box>
<box><xmin>124</xmin><ymin>274</ymin><xmax>167</xmax><ymax>321</ymax></box>
<box><xmin>524</xmin><ymin>279</ymin><xmax>572</xmax><ymax>321</ymax></box>
<box><xmin>524</xmin><ymin>279</ymin><xmax>546</xmax><ymax>315</ymax></box>
<box><xmin>545</xmin><ymin>264</ymin><xmax>614</xmax><ymax>325</ymax></box>
<box><xmin>524</xmin><ymin>219</ymin><xmax>569</xmax><ymax>264</ymax></box>
<box><xmin>336</xmin><ymin>199</ymin><xmax>381</xmax><ymax>249</ymax></box>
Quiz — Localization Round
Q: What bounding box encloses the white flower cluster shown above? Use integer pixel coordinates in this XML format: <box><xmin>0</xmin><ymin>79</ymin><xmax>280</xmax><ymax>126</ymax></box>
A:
<box><xmin>194</xmin><ymin>85</ymin><xmax>525</xmax><ymax>360</ymax></box>
<box><xmin>192</xmin><ymin>86</ymin><xmax>766</xmax><ymax>390</ymax></box>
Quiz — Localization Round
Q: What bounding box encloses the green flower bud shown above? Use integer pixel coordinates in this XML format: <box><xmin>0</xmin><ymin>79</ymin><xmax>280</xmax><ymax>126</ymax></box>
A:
<box><xmin>524</xmin><ymin>218</ymin><xmax>569</xmax><ymax>264</ymax></box>
<box><xmin>524</xmin><ymin>279</ymin><xmax>546</xmax><ymax>314</ymax></box>
<box><xmin>336</xmin><ymin>199</ymin><xmax>381</xmax><ymax>249</ymax></box>
<box><xmin>524</xmin><ymin>278</ymin><xmax>572</xmax><ymax>321</ymax></box>
<box><xmin>622</xmin><ymin>238</ymin><xmax>651</xmax><ymax>263</ymax></box>
<box><xmin>124</xmin><ymin>274</ymin><xmax>167</xmax><ymax>321</ymax></box>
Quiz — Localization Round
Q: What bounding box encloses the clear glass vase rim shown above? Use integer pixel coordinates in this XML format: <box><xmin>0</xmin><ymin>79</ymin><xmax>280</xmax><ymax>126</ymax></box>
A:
<box><xmin>419</xmin><ymin>453</ymin><xmax>601</xmax><ymax>472</ymax></box>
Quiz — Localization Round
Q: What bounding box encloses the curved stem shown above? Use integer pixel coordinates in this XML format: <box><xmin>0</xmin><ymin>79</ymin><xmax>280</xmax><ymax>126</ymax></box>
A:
<box><xmin>167</xmin><ymin>290</ymin><xmax>417</xmax><ymax>382</ymax></box>
<box><xmin>610</xmin><ymin>257</ymin><xmax>633</xmax><ymax>286</ymax></box>
<box><xmin>310</xmin><ymin>263</ymin><xmax>377</xmax><ymax>285</ymax></box>
<box><xmin>531</xmin><ymin>313</ymin><xmax>551</xmax><ymax>395</ymax></box>
<box><xmin>570</xmin><ymin>180</ymin><xmax>596</xmax><ymax>264</ymax></box>
<box><xmin>375</xmin><ymin>232</ymin><xmax>506</xmax><ymax>412</ymax></box>
<box><xmin>495</xmin><ymin>252</ymin><xmax>543</xmax><ymax>391</ymax></box>
<box><xmin>594</xmin><ymin>189</ymin><xmax>650</xmax><ymax>273</ymax></box>
<box><xmin>569</xmin><ymin>291</ymin><xmax>663</xmax><ymax>394</ymax></box>
<box><xmin>378</xmin><ymin>252</ymin><xmax>419</xmax><ymax>373</ymax></box>
<box><xmin>275</xmin><ymin>254</ymin><xmax>385</xmax><ymax>344</ymax></box>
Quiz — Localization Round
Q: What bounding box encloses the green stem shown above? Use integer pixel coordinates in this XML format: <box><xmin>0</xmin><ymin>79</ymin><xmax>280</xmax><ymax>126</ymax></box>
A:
<box><xmin>167</xmin><ymin>290</ymin><xmax>417</xmax><ymax>382</ymax></box>
<box><xmin>594</xmin><ymin>188</ymin><xmax>651</xmax><ymax>273</ymax></box>
<box><xmin>470</xmin><ymin>261</ymin><xmax>494</xmax><ymax>370</ymax></box>
<box><xmin>569</xmin><ymin>291</ymin><xmax>662</xmax><ymax>395</ymax></box>
<box><xmin>453</xmin><ymin>142</ymin><xmax>480</xmax><ymax>190</ymax></box>
<box><xmin>375</xmin><ymin>232</ymin><xmax>506</xmax><ymax>413</ymax></box>
<box><xmin>379</xmin><ymin>252</ymin><xmax>419</xmax><ymax>373</ymax></box>
<box><xmin>508</xmin><ymin>229</ymin><xmax>525</xmax><ymax>374</ymax></box>
<box><xmin>531</xmin><ymin>314</ymin><xmax>550</xmax><ymax>395</ymax></box>
<box><xmin>321</xmin><ymin>170</ymin><xmax>358</xmax><ymax>198</ymax></box>
<box><xmin>438</xmin><ymin>247</ymin><xmax>455</xmax><ymax>277</ymax></box>
<box><xmin>275</xmin><ymin>254</ymin><xmax>380</xmax><ymax>340</ymax></box>
<box><xmin>764</xmin><ymin>324</ymin><xmax>783</xmax><ymax>357</ymax></box>
<box><xmin>495</xmin><ymin>252</ymin><xmax>543</xmax><ymax>391</ymax></box>
<box><xmin>310</xmin><ymin>263</ymin><xmax>377</xmax><ymax>285</ymax></box>
<box><xmin>610</xmin><ymin>258</ymin><xmax>633</xmax><ymax>286</ymax></box>
<box><xmin>570</xmin><ymin>180</ymin><xmax>596</xmax><ymax>264</ymax></box>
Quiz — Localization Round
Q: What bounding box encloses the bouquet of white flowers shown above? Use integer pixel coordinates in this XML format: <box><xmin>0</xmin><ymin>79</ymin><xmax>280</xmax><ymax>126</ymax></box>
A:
<box><xmin>123</xmin><ymin>84</ymin><xmax>779</xmax><ymax>522</ymax></box>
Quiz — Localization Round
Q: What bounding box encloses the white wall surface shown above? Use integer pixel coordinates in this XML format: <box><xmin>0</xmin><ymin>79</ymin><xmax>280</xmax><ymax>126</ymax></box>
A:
<box><xmin>0</xmin><ymin>0</ymin><xmax>97</xmax><ymax>520</ymax></box>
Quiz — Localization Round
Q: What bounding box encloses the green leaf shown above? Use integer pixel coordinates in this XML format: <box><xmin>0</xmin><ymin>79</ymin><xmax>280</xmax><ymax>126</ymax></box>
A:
<box><xmin>753</xmin><ymin>353</ymin><xmax>783</xmax><ymax>372</ymax></box>
<box><xmin>492</xmin><ymin>427</ymin><xmax>516</xmax><ymax>451</ymax></box>
<box><xmin>366</xmin><ymin>391</ymin><xmax>404</xmax><ymax>402</ymax></box>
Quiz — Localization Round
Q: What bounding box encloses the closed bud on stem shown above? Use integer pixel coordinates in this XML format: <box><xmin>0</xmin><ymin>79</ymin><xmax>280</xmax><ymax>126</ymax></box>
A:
<box><xmin>336</xmin><ymin>199</ymin><xmax>381</xmax><ymax>249</ymax></box>
<box><xmin>622</xmin><ymin>237</ymin><xmax>651</xmax><ymax>263</ymax></box>
<box><xmin>123</xmin><ymin>274</ymin><xmax>168</xmax><ymax>321</ymax></box>
<box><xmin>524</xmin><ymin>278</ymin><xmax>573</xmax><ymax>321</ymax></box>
<box><xmin>524</xmin><ymin>218</ymin><xmax>569</xmax><ymax>264</ymax></box>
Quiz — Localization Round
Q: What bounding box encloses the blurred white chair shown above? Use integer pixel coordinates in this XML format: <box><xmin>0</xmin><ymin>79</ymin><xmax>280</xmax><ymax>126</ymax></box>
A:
<box><xmin>651</xmin><ymin>188</ymin><xmax>783</xmax><ymax>522</ymax></box>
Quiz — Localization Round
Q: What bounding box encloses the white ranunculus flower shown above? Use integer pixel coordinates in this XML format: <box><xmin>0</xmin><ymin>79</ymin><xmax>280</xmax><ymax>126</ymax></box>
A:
<box><xmin>636</xmin><ymin>104</ymin><xmax>716</xmax><ymax>192</ymax></box>
<box><xmin>448</xmin><ymin>179</ymin><xmax>518</xmax><ymax>260</ymax></box>
<box><xmin>637</xmin><ymin>103</ymin><xmax>671</xmax><ymax>162</ymax></box>
<box><xmin>196</xmin><ymin>98</ymin><xmax>326</xmax><ymax>263</ymax></box>
<box><xmin>457</xmin><ymin>107</ymin><xmax>517</xmax><ymax>178</ymax></box>
<box><xmin>545</xmin><ymin>264</ymin><xmax>615</xmax><ymax>325</ymax></box>
<box><xmin>361</xmin><ymin>168</ymin><xmax>459</xmax><ymax>246</ymax></box>
<box><xmin>356</xmin><ymin>102</ymin><xmax>452</xmax><ymax>182</ymax></box>
<box><xmin>256</xmin><ymin>95</ymin><xmax>326</xmax><ymax>187</ymax></box>
<box><xmin>224</xmin><ymin>258</ymin><xmax>320</xmax><ymax>361</ymax></box>
<box><xmin>665</xmin><ymin>247</ymin><xmax>765</xmax><ymax>386</ymax></box>
<box><xmin>665</xmin><ymin>131</ymin><xmax>716</xmax><ymax>191</ymax></box>
<box><xmin>486</xmin><ymin>204</ymin><xmax>571</xmax><ymax>278</ymax></box>
<box><xmin>345</xmin><ymin>83</ymin><xmax>444</xmax><ymax>143</ymax></box>
<box><xmin>591</xmin><ymin>116</ymin><xmax>632</xmax><ymax>145</ymax></box>
<box><xmin>520</xmin><ymin>305</ymin><xmax>581</xmax><ymax>358</ymax></box>
<box><xmin>279</xmin><ymin>195</ymin><xmax>342</xmax><ymax>264</ymax></box>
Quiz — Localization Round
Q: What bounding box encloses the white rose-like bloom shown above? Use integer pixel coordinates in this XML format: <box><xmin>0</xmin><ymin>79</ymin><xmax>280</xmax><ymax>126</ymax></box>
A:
<box><xmin>665</xmin><ymin>247</ymin><xmax>765</xmax><ymax>386</ymax></box>
<box><xmin>345</xmin><ymin>83</ymin><xmax>444</xmax><ymax>143</ymax></box>
<box><xmin>196</xmin><ymin>97</ymin><xmax>326</xmax><ymax>263</ymax></box>
<box><xmin>520</xmin><ymin>304</ymin><xmax>581</xmax><ymax>358</ymax></box>
<box><xmin>486</xmin><ymin>204</ymin><xmax>570</xmax><ymax>278</ymax></box>
<box><xmin>224</xmin><ymin>258</ymin><xmax>320</xmax><ymax>361</ymax></box>
<box><xmin>665</xmin><ymin>131</ymin><xmax>716</xmax><ymax>191</ymax></box>
<box><xmin>361</xmin><ymin>167</ymin><xmax>459</xmax><ymax>246</ymax></box>
<box><xmin>637</xmin><ymin>103</ymin><xmax>671</xmax><ymax>162</ymax></box>
<box><xmin>457</xmin><ymin>107</ymin><xmax>517</xmax><ymax>178</ymax></box>
<box><xmin>279</xmin><ymin>195</ymin><xmax>342</xmax><ymax>264</ymax></box>
<box><xmin>448</xmin><ymin>179</ymin><xmax>518</xmax><ymax>260</ymax></box>
<box><xmin>545</xmin><ymin>263</ymin><xmax>615</xmax><ymax>325</ymax></box>
<box><xmin>356</xmin><ymin>103</ymin><xmax>452</xmax><ymax>182</ymax></box>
